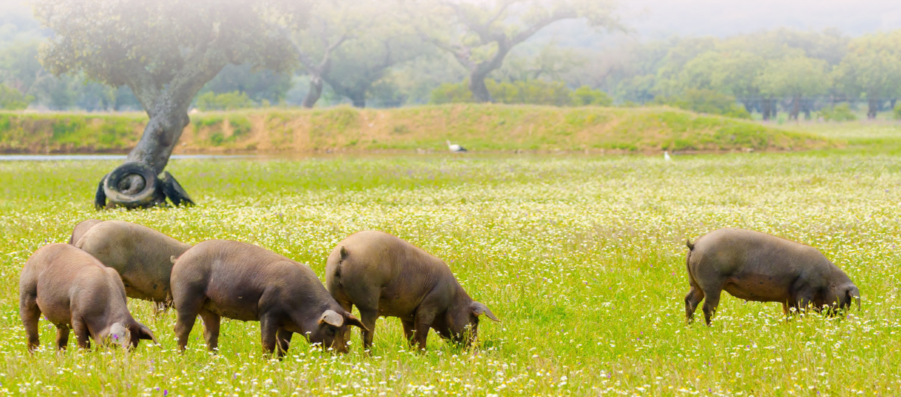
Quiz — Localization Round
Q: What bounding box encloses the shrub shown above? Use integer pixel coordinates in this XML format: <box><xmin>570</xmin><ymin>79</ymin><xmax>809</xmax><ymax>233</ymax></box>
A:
<box><xmin>0</xmin><ymin>84</ymin><xmax>33</xmax><ymax>110</ymax></box>
<box><xmin>195</xmin><ymin>91</ymin><xmax>255</xmax><ymax>111</ymax></box>
<box><xmin>820</xmin><ymin>103</ymin><xmax>857</xmax><ymax>122</ymax></box>
<box><xmin>570</xmin><ymin>86</ymin><xmax>612</xmax><ymax>106</ymax></box>
<box><xmin>894</xmin><ymin>103</ymin><xmax>901</xmax><ymax>120</ymax></box>
<box><xmin>658</xmin><ymin>89</ymin><xmax>750</xmax><ymax>119</ymax></box>
<box><xmin>431</xmin><ymin>80</ymin><xmax>593</xmax><ymax>107</ymax></box>
<box><xmin>430</xmin><ymin>83</ymin><xmax>474</xmax><ymax>104</ymax></box>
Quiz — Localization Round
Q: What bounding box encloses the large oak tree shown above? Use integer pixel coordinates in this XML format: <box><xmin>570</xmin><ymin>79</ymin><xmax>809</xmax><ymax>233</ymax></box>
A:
<box><xmin>35</xmin><ymin>0</ymin><xmax>308</xmax><ymax>207</ymax></box>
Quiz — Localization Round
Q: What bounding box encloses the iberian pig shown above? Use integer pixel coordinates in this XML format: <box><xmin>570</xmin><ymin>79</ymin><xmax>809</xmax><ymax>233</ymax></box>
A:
<box><xmin>325</xmin><ymin>230</ymin><xmax>499</xmax><ymax>351</ymax></box>
<box><xmin>170</xmin><ymin>240</ymin><xmax>366</xmax><ymax>355</ymax></box>
<box><xmin>19</xmin><ymin>244</ymin><xmax>158</xmax><ymax>350</ymax></box>
<box><xmin>72</xmin><ymin>220</ymin><xmax>190</xmax><ymax>307</ymax></box>
<box><xmin>68</xmin><ymin>219</ymin><xmax>102</xmax><ymax>245</ymax></box>
<box><xmin>684</xmin><ymin>228</ymin><xmax>860</xmax><ymax>325</ymax></box>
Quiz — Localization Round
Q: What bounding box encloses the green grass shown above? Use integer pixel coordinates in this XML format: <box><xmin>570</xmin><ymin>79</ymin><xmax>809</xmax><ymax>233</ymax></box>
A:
<box><xmin>1</xmin><ymin>146</ymin><xmax>900</xmax><ymax>395</ymax></box>
<box><xmin>0</xmin><ymin>105</ymin><xmax>836</xmax><ymax>154</ymax></box>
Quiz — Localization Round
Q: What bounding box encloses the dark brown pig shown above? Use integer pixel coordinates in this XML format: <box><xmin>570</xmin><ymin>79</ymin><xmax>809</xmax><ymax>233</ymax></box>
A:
<box><xmin>684</xmin><ymin>228</ymin><xmax>860</xmax><ymax>325</ymax></box>
<box><xmin>71</xmin><ymin>220</ymin><xmax>191</xmax><ymax>307</ymax></box>
<box><xmin>170</xmin><ymin>240</ymin><xmax>366</xmax><ymax>356</ymax></box>
<box><xmin>325</xmin><ymin>230</ymin><xmax>498</xmax><ymax>351</ymax></box>
<box><xmin>19</xmin><ymin>244</ymin><xmax>158</xmax><ymax>351</ymax></box>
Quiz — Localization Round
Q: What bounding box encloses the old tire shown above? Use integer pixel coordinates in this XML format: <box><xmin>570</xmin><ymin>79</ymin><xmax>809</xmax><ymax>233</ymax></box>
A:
<box><xmin>102</xmin><ymin>162</ymin><xmax>159</xmax><ymax>208</ymax></box>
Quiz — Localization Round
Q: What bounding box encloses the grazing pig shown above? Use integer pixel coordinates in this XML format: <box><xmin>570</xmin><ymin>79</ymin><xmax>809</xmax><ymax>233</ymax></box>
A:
<box><xmin>325</xmin><ymin>230</ymin><xmax>499</xmax><ymax>351</ymax></box>
<box><xmin>19</xmin><ymin>244</ymin><xmax>158</xmax><ymax>351</ymax></box>
<box><xmin>68</xmin><ymin>219</ymin><xmax>102</xmax><ymax>245</ymax></box>
<box><xmin>684</xmin><ymin>228</ymin><xmax>860</xmax><ymax>325</ymax></box>
<box><xmin>170</xmin><ymin>240</ymin><xmax>366</xmax><ymax>356</ymax></box>
<box><xmin>71</xmin><ymin>220</ymin><xmax>191</xmax><ymax>307</ymax></box>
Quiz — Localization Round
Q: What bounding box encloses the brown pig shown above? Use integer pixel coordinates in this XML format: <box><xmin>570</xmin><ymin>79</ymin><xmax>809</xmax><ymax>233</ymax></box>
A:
<box><xmin>685</xmin><ymin>228</ymin><xmax>860</xmax><ymax>326</ymax></box>
<box><xmin>68</xmin><ymin>219</ymin><xmax>102</xmax><ymax>245</ymax></box>
<box><xmin>19</xmin><ymin>244</ymin><xmax>158</xmax><ymax>351</ymax></box>
<box><xmin>325</xmin><ymin>230</ymin><xmax>498</xmax><ymax>351</ymax></box>
<box><xmin>170</xmin><ymin>240</ymin><xmax>366</xmax><ymax>356</ymax></box>
<box><xmin>71</xmin><ymin>220</ymin><xmax>191</xmax><ymax>307</ymax></box>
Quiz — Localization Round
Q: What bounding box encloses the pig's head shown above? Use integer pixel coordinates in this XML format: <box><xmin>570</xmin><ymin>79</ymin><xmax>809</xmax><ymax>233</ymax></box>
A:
<box><xmin>101</xmin><ymin>321</ymin><xmax>158</xmax><ymax>349</ymax></box>
<box><xmin>830</xmin><ymin>283</ymin><xmax>861</xmax><ymax>312</ymax></box>
<box><xmin>310</xmin><ymin>310</ymin><xmax>367</xmax><ymax>354</ymax></box>
<box><xmin>442</xmin><ymin>301</ymin><xmax>499</xmax><ymax>346</ymax></box>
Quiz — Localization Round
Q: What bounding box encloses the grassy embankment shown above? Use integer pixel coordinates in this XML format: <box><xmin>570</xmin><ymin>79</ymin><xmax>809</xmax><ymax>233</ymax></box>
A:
<box><xmin>0</xmin><ymin>104</ymin><xmax>836</xmax><ymax>154</ymax></box>
<box><xmin>1</xmin><ymin>146</ymin><xmax>901</xmax><ymax>394</ymax></box>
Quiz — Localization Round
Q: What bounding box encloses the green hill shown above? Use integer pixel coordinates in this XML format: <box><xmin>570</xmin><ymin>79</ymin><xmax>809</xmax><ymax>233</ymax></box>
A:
<box><xmin>0</xmin><ymin>104</ymin><xmax>837</xmax><ymax>154</ymax></box>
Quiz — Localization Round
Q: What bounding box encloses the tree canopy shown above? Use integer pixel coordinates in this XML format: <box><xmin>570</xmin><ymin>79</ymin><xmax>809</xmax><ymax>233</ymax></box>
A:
<box><xmin>410</xmin><ymin>0</ymin><xmax>621</xmax><ymax>102</ymax></box>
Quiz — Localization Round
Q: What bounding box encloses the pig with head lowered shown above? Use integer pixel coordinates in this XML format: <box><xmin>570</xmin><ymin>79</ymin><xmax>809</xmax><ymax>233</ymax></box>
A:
<box><xmin>684</xmin><ymin>228</ymin><xmax>860</xmax><ymax>326</ymax></box>
<box><xmin>70</xmin><ymin>220</ymin><xmax>191</xmax><ymax>308</ymax></box>
<box><xmin>170</xmin><ymin>240</ymin><xmax>366</xmax><ymax>356</ymax></box>
<box><xmin>326</xmin><ymin>230</ymin><xmax>499</xmax><ymax>351</ymax></box>
<box><xmin>19</xmin><ymin>244</ymin><xmax>158</xmax><ymax>351</ymax></box>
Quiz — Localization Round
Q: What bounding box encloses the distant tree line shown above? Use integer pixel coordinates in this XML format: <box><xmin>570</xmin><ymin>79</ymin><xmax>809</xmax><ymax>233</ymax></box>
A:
<box><xmin>1</xmin><ymin>1</ymin><xmax>901</xmax><ymax>121</ymax></box>
<box><xmin>595</xmin><ymin>29</ymin><xmax>901</xmax><ymax>120</ymax></box>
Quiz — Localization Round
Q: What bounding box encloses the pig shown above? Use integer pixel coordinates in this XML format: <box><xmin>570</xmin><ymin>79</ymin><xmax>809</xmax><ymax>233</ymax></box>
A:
<box><xmin>684</xmin><ymin>228</ymin><xmax>861</xmax><ymax>326</ymax></box>
<box><xmin>68</xmin><ymin>219</ymin><xmax>102</xmax><ymax>245</ymax></box>
<box><xmin>19</xmin><ymin>244</ymin><xmax>158</xmax><ymax>351</ymax></box>
<box><xmin>325</xmin><ymin>230</ymin><xmax>498</xmax><ymax>351</ymax></box>
<box><xmin>170</xmin><ymin>240</ymin><xmax>366</xmax><ymax>356</ymax></box>
<box><xmin>70</xmin><ymin>220</ymin><xmax>191</xmax><ymax>308</ymax></box>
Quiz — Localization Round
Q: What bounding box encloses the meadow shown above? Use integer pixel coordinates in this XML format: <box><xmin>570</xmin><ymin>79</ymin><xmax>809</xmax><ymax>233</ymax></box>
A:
<box><xmin>0</xmin><ymin>123</ymin><xmax>900</xmax><ymax>395</ymax></box>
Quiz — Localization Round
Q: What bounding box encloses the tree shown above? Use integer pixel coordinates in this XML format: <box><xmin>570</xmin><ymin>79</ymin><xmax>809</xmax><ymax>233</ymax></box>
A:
<box><xmin>36</xmin><ymin>0</ymin><xmax>308</xmax><ymax>208</ymax></box>
<box><xmin>411</xmin><ymin>0</ymin><xmax>621</xmax><ymax>102</ymax></box>
<box><xmin>290</xmin><ymin>0</ymin><xmax>424</xmax><ymax>108</ymax></box>
<box><xmin>835</xmin><ymin>32</ymin><xmax>901</xmax><ymax>119</ymax></box>
<box><xmin>758</xmin><ymin>54</ymin><xmax>830</xmax><ymax>120</ymax></box>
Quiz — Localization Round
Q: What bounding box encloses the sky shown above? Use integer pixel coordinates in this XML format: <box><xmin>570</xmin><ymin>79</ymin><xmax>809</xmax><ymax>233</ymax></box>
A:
<box><xmin>623</xmin><ymin>0</ymin><xmax>901</xmax><ymax>37</ymax></box>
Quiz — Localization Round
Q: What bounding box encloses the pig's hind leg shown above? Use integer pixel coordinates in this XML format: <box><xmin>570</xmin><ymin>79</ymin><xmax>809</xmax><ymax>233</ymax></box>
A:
<box><xmin>19</xmin><ymin>292</ymin><xmax>41</xmax><ymax>351</ymax></box>
<box><xmin>684</xmin><ymin>285</ymin><xmax>705</xmax><ymax>324</ymax></box>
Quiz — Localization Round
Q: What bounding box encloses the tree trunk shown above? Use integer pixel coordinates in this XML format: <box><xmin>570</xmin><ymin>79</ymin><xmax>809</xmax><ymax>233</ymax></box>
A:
<box><xmin>349</xmin><ymin>92</ymin><xmax>366</xmax><ymax>108</ymax></box>
<box><xmin>126</xmin><ymin>97</ymin><xmax>190</xmax><ymax>176</ymax></box>
<box><xmin>790</xmin><ymin>95</ymin><xmax>800</xmax><ymax>120</ymax></box>
<box><xmin>762</xmin><ymin>98</ymin><xmax>772</xmax><ymax>121</ymax></box>
<box><xmin>868</xmin><ymin>97</ymin><xmax>879</xmax><ymax>119</ymax></box>
<box><xmin>469</xmin><ymin>72</ymin><xmax>492</xmax><ymax>103</ymax></box>
<box><xmin>302</xmin><ymin>76</ymin><xmax>324</xmax><ymax>109</ymax></box>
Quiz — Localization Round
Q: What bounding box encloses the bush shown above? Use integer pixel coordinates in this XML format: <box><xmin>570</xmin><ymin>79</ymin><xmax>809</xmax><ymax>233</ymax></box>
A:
<box><xmin>430</xmin><ymin>83</ymin><xmax>474</xmax><ymax>104</ymax></box>
<box><xmin>820</xmin><ymin>103</ymin><xmax>857</xmax><ymax>122</ymax></box>
<box><xmin>570</xmin><ymin>86</ymin><xmax>612</xmax><ymax>106</ymax></box>
<box><xmin>894</xmin><ymin>103</ymin><xmax>901</xmax><ymax>120</ymax></box>
<box><xmin>0</xmin><ymin>84</ymin><xmax>34</xmax><ymax>110</ymax></box>
<box><xmin>195</xmin><ymin>91</ymin><xmax>255</xmax><ymax>111</ymax></box>
<box><xmin>430</xmin><ymin>80</ymin><xmax>609</xmax><ymax>107</ymax></box>
<box><xmin>658</xmin><ymin>89</ymin><xmax>750</xmax><ymax>119</ymax></box>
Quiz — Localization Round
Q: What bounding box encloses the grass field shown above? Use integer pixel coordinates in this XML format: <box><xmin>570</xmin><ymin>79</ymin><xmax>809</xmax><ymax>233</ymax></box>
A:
<box><xmin>0</xmin><ymin>123</ymin><xmax>899</xmax><ymax>395</ymax></box>
<box><xmin>0</xmin><ymin>105</ymin><xmax>835</xmax><ymax>154</ymax></box>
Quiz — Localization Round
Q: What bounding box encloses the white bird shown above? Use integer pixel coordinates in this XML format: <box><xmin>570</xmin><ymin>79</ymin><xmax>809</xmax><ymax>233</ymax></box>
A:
<box><xmin>446</xmin><ymin>140</ymin><xmax>467</xmax><ymax>153</ymax></box>
<box><xmin>664</xmin><ymin>151</ymin><xmax>671</xmax><ymax>161</ymax></box>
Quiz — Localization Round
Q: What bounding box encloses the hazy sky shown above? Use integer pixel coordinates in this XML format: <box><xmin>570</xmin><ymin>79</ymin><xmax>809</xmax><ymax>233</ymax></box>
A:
<box><xmin>624</xmin><ymin>0</ymin><xmax>901</xmax><ymax>37</ymax></box>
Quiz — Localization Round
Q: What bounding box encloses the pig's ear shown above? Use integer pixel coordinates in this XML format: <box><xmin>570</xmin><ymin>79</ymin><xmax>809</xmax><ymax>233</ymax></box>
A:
<box><xmin>319</xmin><ymin>310</ymin><xmax>344</xmax><ymax>328</ymax></box>
<box><xmin>343</xmin><ymin>313</ymin><xmax>369</xmax><ymax>332</ymax></box>
<box><xmin>136</xmin><ymin>324</ymin><xmax>159</xmax><ymax>345</ymax></box>
<box><xmin>471</xmin><ymin>302</ymin><xmax>499</xmax><ymax>322</ymax></box>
